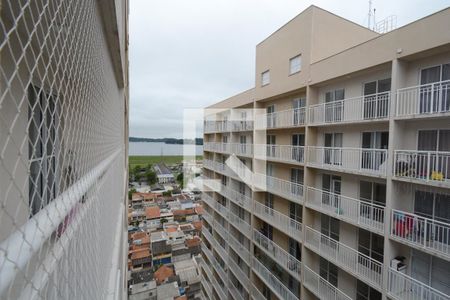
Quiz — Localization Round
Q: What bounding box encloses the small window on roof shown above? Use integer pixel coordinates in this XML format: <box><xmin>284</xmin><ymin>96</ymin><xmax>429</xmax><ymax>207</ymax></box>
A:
<box><xmin>261</xmin><ymin>70</ymin><xmax>270</xmax><ymax>86</ymax></box>
<box><xmin>290</xmin><ymin>54</ymin><xmax>302</xmax><ymax>74</ymax></box>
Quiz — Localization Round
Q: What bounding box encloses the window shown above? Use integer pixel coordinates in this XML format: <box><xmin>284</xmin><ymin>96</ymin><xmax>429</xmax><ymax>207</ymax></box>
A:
<box><xmin>415</xmin><ymin>190</ymin><xmax>450</xmax><ymax>223</ymax></box>
<box><xmin>321</xmin><ymin>214</ymin><xmax>340</xmax><ymax>241</ymax></box>
<box><xmin>419</xmin><ymin>63</ymin><xmax>450</xmax><ymax>113</ymax></box>
<box><xmin>292</xmin><ymin>98</ymin><xmax>306</xmax><ymax>125</ymax></box>
<box><xmin>289</xmin><ymin>202</ymin><xmax>302</xmax><ymax>223</ymax></box>
<box><xmin>320</xmin><ymin>258</ymin><xmax>338</xmax><ymax>287</ymax></box>
<box><xmin>28</xmin><ymin>85</ymin><xmax>61</xmax><ymax>215</ymax></box>
<box><xmin>261</xmin><ymin>70</ymin><xmax>270</xmax><ymax>86</ymax></box>
<box><xmin>359</xmin><ymin>181</ymin><xmax>386</xmax><ymax>206</ymax></box>
<box><xmin>358</xmin><ymin>228</ymin><xmax>384</xmax><ymax>263</ymax></box>
<box><xmin>325</xmin><ymin>89</ymin><xmax>345</xmax><ymax>122</ymax></box>
<box><xmin>363</xmin><ymin>78</ymin><xmax>391</xmax><ymax>119</ymax></box>
<box><xmin>357</xmin><ymin>280</ymin><xmax>382</xmax><ymax>300</ymax></box>
<box><xmin>411</xmin><ymin>249</ymin><xmax>450</xmax><ymax>295</ymax></box>
<box><xmin>289</xmin><ymin>55</ymin><xmax>302</xmax><ymax>74</ymax></box>
<box><xmin>324</xmin><ymin>132</ymin><xmax>343</xmax><ymax>165</ymax></box>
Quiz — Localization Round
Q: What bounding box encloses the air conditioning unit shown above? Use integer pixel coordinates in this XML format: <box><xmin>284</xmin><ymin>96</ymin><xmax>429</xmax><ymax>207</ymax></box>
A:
<box><xmin>391</xmin><ymin>256</ymin><xmax>406</xmax><ymax>273</ymax></box>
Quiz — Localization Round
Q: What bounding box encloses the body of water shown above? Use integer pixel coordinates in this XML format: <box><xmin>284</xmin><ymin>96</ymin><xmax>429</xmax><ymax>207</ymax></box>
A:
<box><xmin>129</xmin><ymin>142</ymin><xmax>203</xmax><ymax>156</ymax></box>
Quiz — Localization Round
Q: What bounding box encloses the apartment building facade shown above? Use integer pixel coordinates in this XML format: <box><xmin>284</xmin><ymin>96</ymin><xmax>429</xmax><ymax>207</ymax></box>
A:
<box><xmin>201</xmin><ymin>6</ymin><xmax>450</xmax><ymax>300</ymax></box>
<box><xmin>0</xmin><ymin>0</ymin><xmax>129</xmax><ymax>299</ymax></box>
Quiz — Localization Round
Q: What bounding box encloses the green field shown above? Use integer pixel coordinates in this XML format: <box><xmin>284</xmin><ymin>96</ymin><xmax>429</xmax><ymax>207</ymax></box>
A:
<box><xmin>129</xmin><ymin>155</ymin><xmax>202</xmax><ymax>169</ymax></box>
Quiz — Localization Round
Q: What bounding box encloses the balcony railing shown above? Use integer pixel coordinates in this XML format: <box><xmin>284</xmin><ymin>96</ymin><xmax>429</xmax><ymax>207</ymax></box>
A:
<box><xmin>254</xmin><ymin>144</ymin><xmax>305</xmax><ymax>164</ymax></box>
<box><xmin>202</xmin><ymin>228</ymin><xmax>214</xmax><ymax>245</ymax></box>
<box><xmin>212</xmin><ymin>256</ymin><xmax>228</xmax><ymax>288</ymax></box>
<box><xmin>229</xmin><ymin>211</ymin><xmax>252</xmax><ymax>237</ymax></box>
<box><xmin>253</xmin><ymin>201</ymin><xmax>303</xmax><ymax>242</ymax></box>
<box><xmin>203</xmin><ymin>142</ymin><xmax>254</xmax><ymax>157</ymax></box>
<box><xmin>391</xmin><ymin>209</ymin><xmax>450</xmax><ymax>258</ymax></box>
<box><xmin>306</xmin><ymin>186</ymin><xmax>385</xmax><ymax>234</ymax></box>
<box><xmin>388</xmin><ymin>268</ymin><xmax>450</xmax><ymax>300</ymax></box>
<box><xmin>202</xmin><ymin>207</ymin><xmax>213</xmax><ymax>225</ymax></box>
<box><xmin>211</xmin><ymin>274</ymin><xmax>228</xmax><ymax>300</ymax></box>
<box><xmin>220</xmin><ymin>184</ymin><xmax>253</xmax><ymax>211</ymax></box>
<box><xmin>251</xmin><ymin>284</ymin><xmax>267</xmax><ymax>300</ymax></box>
<box><xmin>229</xmin><ymin>279</ymin><xmax>246</xmax><ymax>300</ymax></box>
<box><xmin>252</xmin><ymin>257</ymin><xmax>299</xmax><ymax>300</ymax></box>
<box><xmin>231</xmin><ymin>120</ymin><xmax>254</xmax><ymax>132</ymax></box>
<box><xmin>202</xmin><ymin>243</ymin><xmax>215</xmax><ymax>265</ymax></box>
<box><xmin>307</xmin><ymin>147</ymin><xmax>388</xmax><ymax>176</ymax></box>
<box><xmin>253</xmin><ymin>173</ymin><xmax>304</xmax><ymax>204</ymax></box>
<box><xmin>255</xmin><ymin>108</ymin><xmax>306</xmax><ymax>129</ymax></box>
<box><xmin>304</xmin><ymin>226</ymin><xmax>383</xmax><ymax>288</ymax></box>
<box><xmin>396</xmin><ymin>80</ymin><xmax>450</xmax><ymax>118</ymax></box>
<box><xmin>394</xmin><ymin>150</ymin><xmax>450</xmax><ymax>185</ymax></box>
<box><xmin>253</xmin><ymin>229</ymin><xmax>302</xmax><ymax>280</ymax></box>
<box><xmin>213</xmin><ymin>220</ymin><xmax>229</xmax><ymax>241</ymax></box>
<box><xmin>214</xmin><ymin>201</ymin><xmax>229</xmax><ymax>219</ymax></box>
<box><xmin>204</xmin><ymin>120</ymin><xmax>231</xmax><ymax>133</ymax></box>
<box><xmin>308</xmin><ymin>92</ymin><xmax>390</xmax><ymax>125</ymax></box>
<box><xmin>303</xmin><ymin>265</ymin><xmax>352</xmax><ymax>300</ymax></box>
<box><xmin>200</xmin><ymin>260</ymin><xmax>214</xmax><ymax>297</ymax></box>
<box><xmin>228</xmin><ymin>233</ymin><xmax>251</xmax><ymax>265</ymax></box>
<box><xmin>228</xmin><ymin>258</ymin><xmax>250</xmax><ymax>289</ymax></box>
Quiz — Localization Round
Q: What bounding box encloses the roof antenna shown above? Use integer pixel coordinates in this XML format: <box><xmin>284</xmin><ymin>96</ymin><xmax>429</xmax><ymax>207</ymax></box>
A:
<box><xmin>368</xmin><ymin>0</ymin><xmax>372</xmax><ymax>29</ymax></box>
<box><xmin>373</xmin><ymin>8</ymin><xmax>376</xmax><ymax>30</ymax></box>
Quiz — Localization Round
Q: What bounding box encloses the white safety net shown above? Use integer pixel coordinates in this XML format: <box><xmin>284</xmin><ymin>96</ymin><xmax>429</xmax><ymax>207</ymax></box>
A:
<box><xmin>0</xmin><ymin>0</ymin><xmax>127</xmax><ymax>299</ymax></box>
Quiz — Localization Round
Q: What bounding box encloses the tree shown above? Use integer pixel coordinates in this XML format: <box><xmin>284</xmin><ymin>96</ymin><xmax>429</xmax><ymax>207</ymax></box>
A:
<box><xmin>128</xmin><ymin>188</ymin><xmax>137</xmax><ymax>200</ymax></box>
<box><xmin>160</xmin><ymin>217</ymin><xmax>168</xmax><ymax>225</ymax></box>
<box><xmin>133</xmin><ymin>165</ymin><xmax>142</xmax><ymax>182</ymax></box>
<box><xmin>146</xmin><ymin>169</ymin><xmax>157</xmax><ymax>185</ymax></box>
<box><xmin>162</xmin><ymin>190</ymin><xmax>172</xmax><ymax>197</ymax></box>
<box><xmin>176</xmin><ymin>172</ymin><xmax>183</xmax><ymax>188</ymax></box>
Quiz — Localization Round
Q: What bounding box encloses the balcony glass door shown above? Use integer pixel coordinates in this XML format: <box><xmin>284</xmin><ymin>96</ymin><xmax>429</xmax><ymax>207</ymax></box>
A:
<box><xmin>292</xmin><ymin>134</ymin><xmax>304</xmax><ymax>162</ymax></box>
<box><xmin>322</xmin><ymin>174</ymin><xmax>341</xmax><ymax>210</ymax></box>
<box><xmin>292</xmin><ymin>97</ymin><xmax>305</xmax><ymax>125</ymax></box>
<box><xmin>363</xmin><ymin>78</ymin><xmax>391</xmax><ymax>119</ymax></box>
<box><xmin>240</xmin><ymin>135</ymin><xmax>247</xmax><ymax>154</ymax></box>
<box><xmin>266</xmin><ymin>135</ymin><xmax>276</xmax><ymax>158</ymax></box>
<box><xmin>417</xmin><ymin>130</ymin><xmax>450</xmax><ymax>180</ymax></box>
<box><xmin>325</xmin><ymin>89</ymin><xmax>345</xmax><ymax>123</ymax></box>
<box><xmin>361</xmin><ymin>131</ymin><xmax>388</xmax><ymax>171</ymax></box>
<box><xmin>290</xmin><ymin>168</ymin><xmax>303</xmax><ymax>197</ymax></box>
<box><xmin>420</xmin><ymin>64</ymin><xmax>450</xmax><ymax>113</ymax></box>
<box><xmin>266</xmin><ymin>105</ymin><xmax>275</xmax><ymax>127</ymax></box>
<box><xmin>324</xmin><ymin>133</ymin><xmax>342</xmax><ymax>165</ymax></box>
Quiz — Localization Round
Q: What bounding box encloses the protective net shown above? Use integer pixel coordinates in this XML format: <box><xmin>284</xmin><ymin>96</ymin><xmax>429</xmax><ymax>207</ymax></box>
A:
<box><xmin>0</xmin><ymin>0</ymin><xmax>127</xmax><ymax>299</ymax></box>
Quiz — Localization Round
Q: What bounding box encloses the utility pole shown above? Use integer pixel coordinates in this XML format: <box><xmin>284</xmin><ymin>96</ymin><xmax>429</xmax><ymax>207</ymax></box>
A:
<box><xmin>368</xmin><ymin>0</ymin><xmax>372</xmax><ymax>29</ymax></box>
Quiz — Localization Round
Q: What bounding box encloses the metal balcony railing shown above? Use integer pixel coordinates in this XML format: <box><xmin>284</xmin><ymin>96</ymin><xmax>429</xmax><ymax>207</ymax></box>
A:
<box><xmin>388</xmin><ymin>268</ymin><xmax>450</xmax><ymax>300</ymax></box>
<box><xmin>204</xmin><ymin>120</ymin><xmax>232</xmax><ymax>133</ymax></box>
<box><xmin>308</xmin><ymin>92</ymin><xmax>390</xmax><ymax>125</ymax></box>
<box><xmin>228</xmin><ymin>233</ymin><xmax>251</xmax><ymax>265</ymax></box>
<box><xmin>255</xmin><ymin>108</ymin><xmax>306</xmax><ymax>129</ymax></box>
<box><xmin>231</xmin><ymin>120</ymin><xmax>254</xmax><ymax>132</ymax></box>
<box><xmin>254</xmin><ymin>144</ymin><xmax>305</xmax><ymax>164</ymax></box>
<box><xmin>253</xmin><ymin>173</ymin><xmax>304</xmax><ymax>204</ymax></box>
<box><xmin>228</xmin><ymin>211</ymin><xmax>252</xmax><ymax>237</ymax></box>
<box><xmin>252</xmin><ymin>284</ymin><xmax>267</xmax><ymax>300</ymax></box>
<box><xmin>307</xmin><ymin>147</ymin><xmax>388</xmax><ymax>176</ymax></box>
<box><xmin>228</xmin><ymin>279</ymin><xmax>246</xmax><ymax>300</ymax></box>
<box><xmin>252</xmin><ymin>257</ymin><xmax>299</xmax><ymax>300</ymax></box>
<box><xmin>394</xmin><ymin>150</ymin><xmax>450</xmax><ymax>185</ymax></box>
<box><xmin>303</xmin><ymin>265</ymin><xmax>352</xmax><ymax>300</ymax></box>
<box><xmin>396</xmin><ymin>80</ymin><xmax>450</xmax><ymax>118</ymax></box>
<box><xmin>304</xmin><ymin>226</ymin><xmax>383</xmax><ymax>288</ymax></box>
<box><xmin>213</xmin><ymin>220</ymin><xmax>229</xmax><ymax>241</ymax></box>
<box><xmin>220</xmin><ymin>184</ymin><xmax>253</xmax><ymax>211</ymax></box>
<box><xmin>253</xmin><ymin>229</ymin><xmax>302</xmax><ymax>281</ymax></box>
<box><xmin>228</xmin><ymin>258</ymin><xmax>250</xmax><ymax>290</ymax></box>
<box><xmin>253</xmin><ymin>201</ymin><xmax>303</xmax><ymax>243</ymax></box>
<box><xmin>391</xmin><ymin>209</ymin><xmax>450</xmax><ymax>258</ymax></box>
<box><xmin>306</xmin><ymin>186</ymin><xmax>385</xmax><ymax>234</ymax></box>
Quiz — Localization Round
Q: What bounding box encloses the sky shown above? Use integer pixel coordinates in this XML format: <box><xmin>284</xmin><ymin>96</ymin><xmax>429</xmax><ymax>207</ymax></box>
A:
<box><xmin>129</xmin><ymin>0</ymin><xmax>450</xmax><ymax>139</ymax></box>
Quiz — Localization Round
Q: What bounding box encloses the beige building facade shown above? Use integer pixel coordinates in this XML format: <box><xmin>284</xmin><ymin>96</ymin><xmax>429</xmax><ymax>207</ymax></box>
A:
<box><xmin>201</xmin><ymin>5</ymin><xmax>450</xmax><ymax>300</ymax></box>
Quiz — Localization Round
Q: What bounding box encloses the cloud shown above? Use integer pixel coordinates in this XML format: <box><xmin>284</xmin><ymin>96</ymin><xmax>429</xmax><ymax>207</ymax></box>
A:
<box><xmin>129</xmin><ymin>0</ymin><xmax>449</xmax><ymax>138</ymax></box>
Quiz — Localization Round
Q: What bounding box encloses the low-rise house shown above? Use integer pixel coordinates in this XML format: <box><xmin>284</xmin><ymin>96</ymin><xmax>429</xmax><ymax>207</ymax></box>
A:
<box><xmin>129</xmin><ymin>280</ymin><xmax>157</xmax><ymax>300</ymax></box>
<box><xmin>154</xmin><ymin>163</ymin><xmax>175</xmax><ymax>184</ymax></box>
<box><xmin>173</xmin><ymin>258</ymin><xmax>201</xmax><ymax>300</ymax></box>
<box><xmin>156</xmin><ymin>281</ymin><xmax>180</xmax><ymax>300</ymax></box>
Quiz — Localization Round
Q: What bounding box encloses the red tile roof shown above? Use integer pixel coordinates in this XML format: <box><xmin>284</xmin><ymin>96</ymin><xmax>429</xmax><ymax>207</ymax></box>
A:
<box><xmin>154</xmin><ymin>265</ymin><xmax>174</xmax><ymax>284</ymax></box>
<box><xmin>194</xmin><ymin>205</ymin><xmax>204</xmax><ymax>215</ymax></box>
<box><xmin>145</xmin><ymin>206</ymin><xmax>161</xmax><ymax>219</ymax></box>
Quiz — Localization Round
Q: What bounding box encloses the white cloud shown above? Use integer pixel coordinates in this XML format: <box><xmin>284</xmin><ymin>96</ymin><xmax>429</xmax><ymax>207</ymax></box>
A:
<box><xmin>129</xmin><ymin>0</ymin><xmax>449</xmax><ymax>138</ymax></box>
